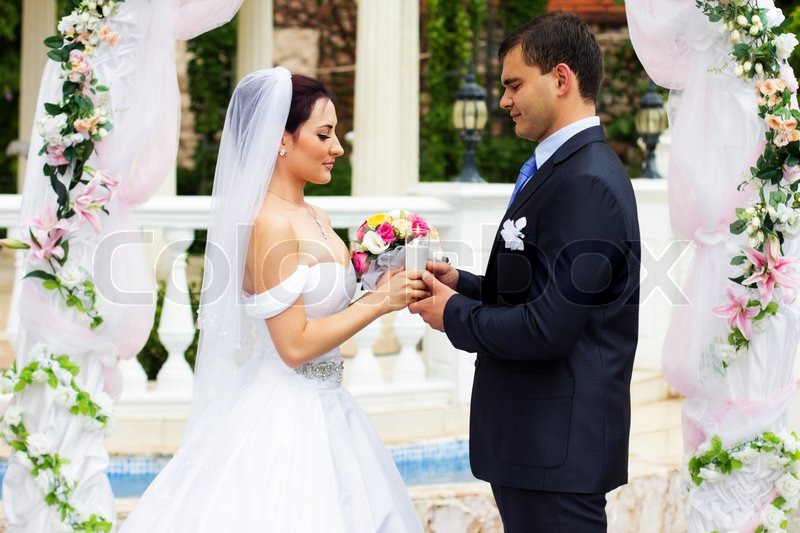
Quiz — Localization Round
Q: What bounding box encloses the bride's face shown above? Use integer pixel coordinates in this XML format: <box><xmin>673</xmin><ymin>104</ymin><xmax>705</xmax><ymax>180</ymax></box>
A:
<box><xmin>283</xmin><ymin>98</ymin><xmax>344</xmax><ymax>185</ymax></box>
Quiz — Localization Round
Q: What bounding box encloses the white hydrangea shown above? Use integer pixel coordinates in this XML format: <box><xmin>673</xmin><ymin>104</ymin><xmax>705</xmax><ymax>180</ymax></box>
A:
<box><xmin>26</xmin><ymin>432</ymin><xmax>52</xmax><ymax>459</ymax></box>
<box><xmin>778</xmin><ymin>430</ymin><xmax>800</xmax><ymax>454</ymax></box>
<box><xmin>775</xmin><ymin>204</ymin><xmax>800</xmax><ymax>237</ymax></box>
<box><xmin>36</xmin><ymin>114</ymin><xmax>68</xmax><ymax>145</ymax></box>
<box><xmin>31</xmin><ymin>369</ymin><xmax>49</xmax><ymax>384</ymax></box>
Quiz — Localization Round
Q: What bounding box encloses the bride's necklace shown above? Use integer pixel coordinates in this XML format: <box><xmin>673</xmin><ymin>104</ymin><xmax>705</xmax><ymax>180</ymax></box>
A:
<box><xmin>266</xmin><ymin>190</ymin><xmax>330</xmax><ymax>241</ymax></box>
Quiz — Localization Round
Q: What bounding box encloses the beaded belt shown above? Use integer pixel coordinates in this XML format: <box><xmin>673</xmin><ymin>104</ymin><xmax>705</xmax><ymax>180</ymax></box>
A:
<box><xmin>294</xmin><ymin>358</ymin><xmax>344</xmax><ymax>383</ymax></box>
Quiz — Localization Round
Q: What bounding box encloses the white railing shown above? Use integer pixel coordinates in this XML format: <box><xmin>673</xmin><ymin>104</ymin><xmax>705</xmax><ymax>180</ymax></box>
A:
<box><xmin>0</xmin><ymin>180</ymin><xmax>675</xmax><ymax>412</ymax></box>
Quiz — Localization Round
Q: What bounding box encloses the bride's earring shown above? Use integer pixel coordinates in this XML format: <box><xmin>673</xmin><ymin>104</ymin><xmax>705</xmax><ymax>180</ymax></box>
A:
<box><xmin>279</xmin><ymin>149</ymin><xmax>286</xmax><ymax>157</ymax></box>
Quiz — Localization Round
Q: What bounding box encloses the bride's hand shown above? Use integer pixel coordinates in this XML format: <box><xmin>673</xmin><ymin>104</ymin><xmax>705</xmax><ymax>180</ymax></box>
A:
<box><xmin>375</xmin><ymin>268</ymin><xmax>431</xmax><ymax>311</ymax></box>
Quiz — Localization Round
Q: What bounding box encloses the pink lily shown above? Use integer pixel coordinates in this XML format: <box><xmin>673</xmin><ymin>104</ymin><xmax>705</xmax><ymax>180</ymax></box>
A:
<box><xmin>712</xmin><ymin>287</ymin><xmax>760</xmax><ymax>340</ymax></box>
<box><xmin>70</xmin><ymin>178</ymin><xmax>111</xmax><ymax>233</ymax></box>
<box><xmin>22</xmin><ymin>206</ymin><xmax>74</xmax><ymax>261</ymax></box>
<box><xmin>743</xmin><ymin>236</ymin><xmax>800</xmax><ymax>303</ymax></box>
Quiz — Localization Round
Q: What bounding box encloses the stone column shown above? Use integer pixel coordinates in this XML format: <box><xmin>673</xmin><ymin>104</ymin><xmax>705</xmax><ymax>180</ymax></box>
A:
<box><xmin>352</xmin><ymin>0</ymin><xmax>419</xmax><ymax>195</ymax></box>
<box><xmin>399</xmin><ymin>0</ymin><xmax>420</xmax><ymax>193</ymax></box>
<box><xmin>18</xmin><ymin>0</ymin><xmax>56</xmax><ymax>190</ymax></box>
<box><xmin>236</xmin><ymin>0</ymin><xmax>273</xmax><ymax>82</ymax></box>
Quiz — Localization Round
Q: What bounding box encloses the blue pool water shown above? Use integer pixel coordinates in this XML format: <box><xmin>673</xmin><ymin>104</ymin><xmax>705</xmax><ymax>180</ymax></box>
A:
<box><xmin>0</xmin><ymin>438</ymin><xmax>476</xmax><ymax>498</ymax></box>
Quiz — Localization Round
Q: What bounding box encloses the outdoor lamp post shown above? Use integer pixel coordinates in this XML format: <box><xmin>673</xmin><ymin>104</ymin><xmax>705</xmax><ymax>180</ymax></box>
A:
<box><xmin>452</xmin><ymin>61</ymin><xmax>488</xmax><ymax>183</ymax></box>
<box><xmin>635</xmin><ymin>80</ymin><xmax>669</xmax><ymax>179</ymax></box>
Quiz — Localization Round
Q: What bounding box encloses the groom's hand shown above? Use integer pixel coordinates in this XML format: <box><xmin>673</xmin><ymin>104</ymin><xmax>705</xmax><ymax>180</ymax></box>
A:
<box><xmin>408</xmin><ymin>270</ymin><xmax>456</xmax><ymax>332</ymax></box>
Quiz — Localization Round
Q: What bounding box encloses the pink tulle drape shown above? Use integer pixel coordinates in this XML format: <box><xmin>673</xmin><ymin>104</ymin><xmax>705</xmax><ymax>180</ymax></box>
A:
<box><xmin>6</xmin><ymin>1</ymin><xmax>244</xmax><ymax>529</ymax></box>
<box><xmin>627</xmin><ymin>0</ymin><xmax>800</xmax><ymax>530</ymax></box>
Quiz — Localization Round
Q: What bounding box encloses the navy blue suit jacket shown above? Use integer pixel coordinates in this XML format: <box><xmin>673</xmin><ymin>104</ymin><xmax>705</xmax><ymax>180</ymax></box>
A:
<box><xmin>443</xmin><ymin>126</ymin><xmax>641</xmax><ymax>493</ymax></box>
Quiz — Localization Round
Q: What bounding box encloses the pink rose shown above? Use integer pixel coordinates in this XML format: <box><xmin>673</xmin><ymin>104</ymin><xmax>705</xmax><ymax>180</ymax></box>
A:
<box><xmin>407</xmin><ymin>213</ymin><xmax>430</xmax><ymax>238</ymax></box>
<box><xmin>356</xmin><ymin>222</ymin><xmax>367</xmax><ymax>242</ymax></box>
<box><xmin>46</xmin><ymin>144</ymin><xmax>68</xmax><ymax>166</ymax></box>
<box><xmin>784</xmin><ymin>163</ymin><xmax>800</xmax><ymax>184</ymax></box>
<box><xmin>67</xmin><ymin>49</ymin><xmax>92</xmax><ymax>83</ymax></box>
<box><xmin>375</xmin><ymin>222</ymin><xmax>397</xmax><ymax>244</ymax></box>
<box><xmin>352</xmin><ymin>251</ymin><xmax>369</xmax><ymax>275</ymax></box>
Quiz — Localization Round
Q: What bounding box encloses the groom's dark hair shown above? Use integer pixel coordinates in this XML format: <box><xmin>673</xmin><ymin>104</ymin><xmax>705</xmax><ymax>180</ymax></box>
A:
<box><xmin>498</xmin><ymin>12</ymin><xmax>604</xmax><ymax>103</ymax></box>
<box><xmin>286</xmin><ymin>75</ymin><xmax>334</xmax><ymax>137</ymax></box>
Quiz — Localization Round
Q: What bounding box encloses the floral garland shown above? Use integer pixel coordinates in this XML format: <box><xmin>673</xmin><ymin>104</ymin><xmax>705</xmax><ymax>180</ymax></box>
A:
<box><xmin>688</xmin><ymin>432</ymin><xmax>800</xmax><ymax>532</ymax></box>
<box><xmin>0</xmin><ymin>0</ymin><xmax>124</xmax><ymax>530</ymax></box>
<box><xmin>697</xmin><ymin>0</ymin><xmax>800</xmax><ymax>359</ymax></box>
<box><xmin>0</xmin><ymin>343</ymin><xmax>114</xmax><ymax>532</ymax></box>
<box><xmin>689</xmin><ymin>1</ymin><xmax>800</xmax><ymax>531</ymax></box>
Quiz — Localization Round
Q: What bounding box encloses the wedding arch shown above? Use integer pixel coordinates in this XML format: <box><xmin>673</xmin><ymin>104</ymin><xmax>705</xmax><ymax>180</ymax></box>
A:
<box><xmin>627</xmin><ymin>0</ymin><xmax>800</xmax><ymax>530</ymax></box>
<box><xmin>0</xmin><ymin>0</ymin><xmax>244</xmax><ymax>529</ymax></box>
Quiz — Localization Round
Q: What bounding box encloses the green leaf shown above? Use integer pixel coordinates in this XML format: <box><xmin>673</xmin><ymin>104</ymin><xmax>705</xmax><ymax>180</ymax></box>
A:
<box><xmin>730</xmin><ymin>219</ymin><xmax>748</xmax><ymax>235</ymax></box>
<box><xmin>730</xmin><ymin>255</ymin><xmax>747</xmax><ymax>265</ymax></box>
<box><xmin>44</xmin><ymin>102</ymin><xmax>62</xmax><ymax>115</ymax></box>
<box><xmin>43</xmin><ymin>35</ymin><xmax>63</xmax><ymax>49</ymax></box>
<box><xmin>42</xmin><ymin>279</ymin><xmax>59</xmax><ymax>291</ymax></box>
<box><xmin>23</xmin><ymin>270</ymin><xmax>57</xmax><ymax>282</ymax></box>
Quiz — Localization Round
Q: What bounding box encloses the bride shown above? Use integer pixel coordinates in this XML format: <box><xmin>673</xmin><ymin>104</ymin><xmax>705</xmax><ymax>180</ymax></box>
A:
<box><xmin>120</xmin><ymin>67</ymin><xmax>427</xmax><ymax>532</ymax></box>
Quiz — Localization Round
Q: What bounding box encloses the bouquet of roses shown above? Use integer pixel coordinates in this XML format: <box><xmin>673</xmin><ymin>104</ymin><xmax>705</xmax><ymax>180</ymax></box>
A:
<box><xmin>351</xmin><ymin>210</ymin><xmax>439</xmax><ymax>290</ymax></box>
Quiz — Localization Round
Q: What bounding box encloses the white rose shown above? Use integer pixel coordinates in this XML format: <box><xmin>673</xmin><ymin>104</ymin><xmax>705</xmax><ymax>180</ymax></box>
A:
<box><xmin>26</xmin><ymin>432</ymin><xmax>51</xmax><ymax>459</ymax></box>
<box><xmin>94</xmin><ymin>391</ymin><xmax>114</xmax><ymax>417</ymax></box>
<box><xmin>54</xmin><ymin>386</ymin><xmax>77</xmax><ymax>409</ymax></box>
<box><xmin>734</xmin><ymin>446</ymin><xmax>760</xmax><ymax>464</ymax></box>
<box><xmin>61</xmin><ymin>463</ymin><xmax>77</xmax><ymax>488</ymax></box>
<box><xmin>0</xmin><ymin>375</ymin><xmax>16</xmax><ymax>394</ymax></box>
<box><xmin>361</xmin><ymin>231</ymin><xmax>390</xmax><ymax>255</ymax></box>
<box><xmin>3</xmin><ymin>405</ymin><xmax>22</xmax><ymax>426</ymax></box>
<box><xmin>14</xmin><ymin>451</ymin><xmax>33</xmax><ymax>470</ymax></box>
<box><xmin>34</xmin><ymin>468</ymin><xmax>55</xmax><ymax>494</ymax></box>
<box><xmin>27</xmin><ymin>342</ymin><xmax>49</xmax><ymax>362</ymax></box>
<box><xmin>782</xmin><ymin>431</ymin><xmax>800</xmax><ymax>454</ymax></box>
<box><xmin>56</xmin><ymin>263</ymin><xmax>84</xmax><ymax>289</ymax></box>
<box><xmin>763</xmin><ymin>452</ymin><xmax>790</xmax><ymax>469</ymax></box>
<box><xmin>31</xmin><ymin>369</ymin><xmax>48</xmax><ymax>384</ymax></box>
<box><xmin>763</xmin><ymin>4</ymin><xmax>785</xmax><ymax>29</ymax></box>
<box><xmin>761</xmin><ymin>503</ymin><xmax>786</xmax><ymax>531</ymax></box>
<box><xmin>775</xmin><ymin>33</ymin><xmax>799</xmax><ymax>60</ymax></box>
<box><xmin>698</xmin><ymin>466</ymin><xmax>723</xmax><ymax>482</ymax></box>
<box><xmin>776</xmin><ymin>473</ymin><xmax>800</xmax><ymax>504</ymax></box>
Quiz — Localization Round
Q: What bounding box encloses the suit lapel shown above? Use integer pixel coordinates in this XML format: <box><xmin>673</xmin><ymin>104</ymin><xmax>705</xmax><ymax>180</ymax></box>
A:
<box><xmin>484</xmin><ymin>126</ymin><xmax>608</xmax><ymax>284</ymax></box>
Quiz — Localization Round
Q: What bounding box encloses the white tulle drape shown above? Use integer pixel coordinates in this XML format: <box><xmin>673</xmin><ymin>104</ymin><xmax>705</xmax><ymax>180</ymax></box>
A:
<box><xmin>5</xmin><ymin>1</ymin><xmax>243</xmax><ymax>530</ymax></box>
<box><xmin>626</xmin><ymin>0</ymin><xmax>800</xmax><ymax>530</ymax></box>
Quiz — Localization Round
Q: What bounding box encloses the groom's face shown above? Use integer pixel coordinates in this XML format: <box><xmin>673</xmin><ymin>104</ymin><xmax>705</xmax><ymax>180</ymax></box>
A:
<box><xmin>499</xmin><ymin>45</ymin><xmax>558</xmax><ymax>143</ymax></box>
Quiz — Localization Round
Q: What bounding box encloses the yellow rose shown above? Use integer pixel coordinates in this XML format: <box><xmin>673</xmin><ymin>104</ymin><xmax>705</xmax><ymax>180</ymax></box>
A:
<box><xmin>367</xmin><ymin>213</ymin><xmax>390</xmax><ymax>228</ymax></box>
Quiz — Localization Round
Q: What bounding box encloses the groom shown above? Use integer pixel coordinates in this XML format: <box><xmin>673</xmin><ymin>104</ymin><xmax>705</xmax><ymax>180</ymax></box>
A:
<box><xmin>411</xmin><ymin>12</ymin><xmax>641</xmax><ymax>532</ymax></box>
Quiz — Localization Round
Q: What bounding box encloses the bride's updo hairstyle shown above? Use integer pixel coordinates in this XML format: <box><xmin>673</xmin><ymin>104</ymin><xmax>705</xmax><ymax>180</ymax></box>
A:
<box><xmin>285</xmin><ymin>75</ymin><xmax>334</xmax><ymax>137</ymax></box>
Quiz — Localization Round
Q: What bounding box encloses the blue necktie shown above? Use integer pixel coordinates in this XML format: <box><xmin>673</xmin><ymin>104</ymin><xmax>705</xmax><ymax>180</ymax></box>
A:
<box><xmin>508</xmin><ymin>154</ymin><xmax>537</xmax><ymax>207</ymax></box>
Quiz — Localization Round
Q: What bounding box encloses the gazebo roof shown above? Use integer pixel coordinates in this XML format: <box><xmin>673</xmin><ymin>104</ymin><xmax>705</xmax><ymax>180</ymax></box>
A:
<box><xmin>547</xmin><ymin>0</ymin><xmax>627</xmax><ymax>24</ymax></box>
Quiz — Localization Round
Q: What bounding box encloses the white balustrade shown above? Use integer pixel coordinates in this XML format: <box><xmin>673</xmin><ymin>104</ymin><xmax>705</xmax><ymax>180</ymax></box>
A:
<box><xmin>155</xmin><ymin>227</ymin><xmax>196</xmax><ymax>394</ymax></box>
<box><xmin>347</xmin><ymin>317</ymin><xmax>384</xmax><ymax>388</ymax></box>
<box><xmin>391</xmin><ymin>308</ymin><xmax>427</xmax><ymax>383</ymax></box>
<box><xmin>0</xmin><ymin>182</ymin><xmax>677</xmax><ymax>414</ymax></box>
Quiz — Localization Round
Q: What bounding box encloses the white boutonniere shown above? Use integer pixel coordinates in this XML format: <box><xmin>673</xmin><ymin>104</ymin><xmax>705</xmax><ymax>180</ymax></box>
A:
<box><xmin>500</xmin><ymin>217</ymin><xmax>526</xmax><ymax>251</ymax></box>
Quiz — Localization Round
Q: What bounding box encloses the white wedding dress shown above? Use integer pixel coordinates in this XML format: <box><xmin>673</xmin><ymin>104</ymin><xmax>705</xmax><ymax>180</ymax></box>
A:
<box><xmin>121</xmin><ymin>262</ymin><xmax>422</xmax><ymax>532</ymax></box>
